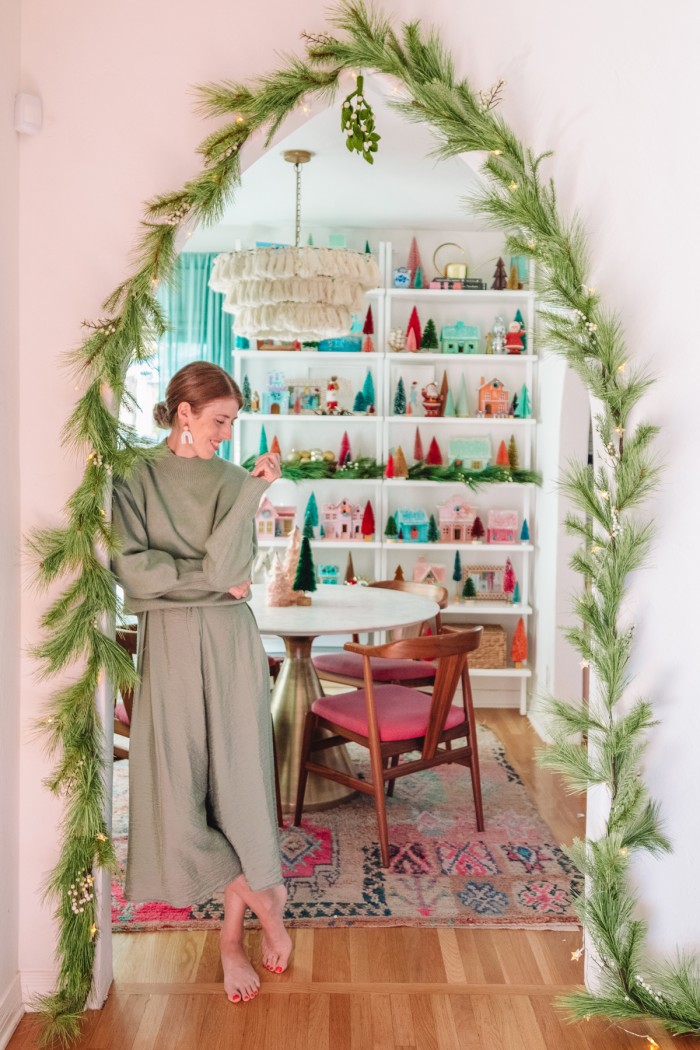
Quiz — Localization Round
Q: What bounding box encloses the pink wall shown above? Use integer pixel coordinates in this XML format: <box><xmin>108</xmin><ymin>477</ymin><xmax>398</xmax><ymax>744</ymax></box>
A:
<box><xmin>15</xmin><ymin>0</ymin><xmax>700</xmax><ymax>995</ymax></box>
<box><xmin>0</xmin><ymin>0</ymin><xmax>22</xmax><ymax>1029</ymax></box>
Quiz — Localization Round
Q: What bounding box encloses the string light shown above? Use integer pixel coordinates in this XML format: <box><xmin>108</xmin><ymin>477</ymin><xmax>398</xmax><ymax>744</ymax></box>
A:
<box><xmin>618</xmin><ymin>362</ymin><xmax>627</xmax><ymax>372</ymax></box>
<box><xmin>571</xmin><ymin>947</ymin><xmax>584</xmax><ymax>961</ymax></box>
<box><xmin>96</xmin><ymin>833</ymin><xmax>108</xmax><ymax>842</ymax></box>
<box><xmin>491</xmin><ymin>148</ymin><xmax>503</xmax><ymax>155</ymax></box>
<box><xmin>508</xmin><ymin>181</ymin><xmax>518</xmax><ymax>191</ymax></box>
<box><xmin>89</xmin><ymin>924</ymin><xmax>98</xmax><ymax>940</ymax></box>
<box><xmin>579</xmin><ymin>659</ymin><xmax>590</xmax><ymax>669</ymax></box>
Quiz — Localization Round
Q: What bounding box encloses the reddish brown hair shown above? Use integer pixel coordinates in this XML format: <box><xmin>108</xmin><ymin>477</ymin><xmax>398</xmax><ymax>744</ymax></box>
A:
<box><xmin>153</xmin><ymin>362</ymin><xmax>242</xmax><ymax>429</ymax></box>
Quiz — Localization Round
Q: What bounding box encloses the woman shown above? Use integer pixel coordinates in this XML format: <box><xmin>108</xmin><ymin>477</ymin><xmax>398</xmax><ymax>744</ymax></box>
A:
<box><xmin>112</xmin><ymin>361</ymin><xmax>291</xmax><ymax>1004</ymax></box>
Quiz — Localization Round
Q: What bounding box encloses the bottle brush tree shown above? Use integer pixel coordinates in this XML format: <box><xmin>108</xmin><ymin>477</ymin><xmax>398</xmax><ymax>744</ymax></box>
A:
<box><xmin>471</xmin><ymin>516</ymin><xmax>485</xmax><ymax>541</ymax></box>
<box><xmin>420</xmin><ymin>317</ymin><xmax>438</xmax><ymax>350</ymax></box>
<box><xmin>353</xmin><ymin>390</ymin><xmax>367</xmax><ymax>412</ymax></box>
<box><xmin>361</xmin><ymin>500</ymin><xmax>375</xmax><ymax>539</ymax></box>
<box><xmin>462</xmin><ymin>576</ymin><xmax>477</xmax><ymax>599</ymax></box>
<box><xmin>393</xmin><ymin>377</ymin><xmax>407</xmax><ymax>415</ymax></box>
<box><xmin>511</xmin><ymin>617</ymin><xmax>528</xmax><ymax>665</ymax></box>
<box><xmin>413</xmin><ymin>427</ymin><xmax>425</xmax><ymax>462</ymax></box>
<box><xmin>384</xmin><ymin>514</ymin><xmax>398</xmax><ymax>539</ymax></box>
<box><xmin>425</xmin><ymin>437</ymin><xmax>443</xmax><ymax>465</ymax></box>
<box><xmin>427</xmin><ymin>514</ymin><xmax>439</xmax><ymax>543</ymax></box>
<box><xmin>293</xmin><ymin>536</ymin><xmax>317</xmax><ymax>594</ymax></box>
<box><xmin>503</xmin><ymin>558</ymin><xmax>516</xmax><ymax>597</ymax></box>
<box><xmin>406</xmin><ymin>306</ymin><xmax>422</xmax><ymax>348</ymax></box>
<box><xmin>338</xmin><ymin>430</ymin><xmax>352</xmax><ymax>465</ymax></box>
<box><xmin>304</xmin><ymin>492</ymin><xmax>319</xmax><ymax>527</ymax></box>
<box><xmin>508</xmin><ymin>435</ymin><xmax>519</xmax><ymax>470</ymax></box>
<box><xmin>362</xmin><ymin>370</ymin><xmax>375</xmax><ymax>409</ymax></box>
<box><xmin>242</xmin><ymin>374</ymin><xmax>252</xmax><ymax>411</ymax></box>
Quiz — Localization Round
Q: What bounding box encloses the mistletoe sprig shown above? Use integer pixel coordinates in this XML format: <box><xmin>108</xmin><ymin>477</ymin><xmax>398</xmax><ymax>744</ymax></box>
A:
<box><xmin>340</xmin><ymin>73</ymin><xmax>380</xmax><ymax>161</ymax></box>
<box><xmin>32</xmin><ymin>1</ymin><xmax>698</xmax><ymax>1043</ymax></box>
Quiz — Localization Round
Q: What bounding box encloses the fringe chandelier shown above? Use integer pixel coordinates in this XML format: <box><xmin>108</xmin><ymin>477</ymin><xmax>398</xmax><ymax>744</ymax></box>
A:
<box><xmin>210</xmin><ymin>149</ymin><xmax>380</xmax><ymax>340</ymax></box>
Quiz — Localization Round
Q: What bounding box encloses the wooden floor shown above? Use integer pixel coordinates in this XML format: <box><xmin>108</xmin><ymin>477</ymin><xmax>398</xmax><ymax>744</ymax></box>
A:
<box><xmin>9</xmin><ymin>711</ymin><xmax>693</xmax><ymax>1050</ymax></box>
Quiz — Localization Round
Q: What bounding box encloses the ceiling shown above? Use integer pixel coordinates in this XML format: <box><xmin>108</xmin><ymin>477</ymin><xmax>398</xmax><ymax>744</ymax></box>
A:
<box><xmin>188</xmin><ymin>79</ymin><xmax>488</xmax><ymax>248</ymax></box>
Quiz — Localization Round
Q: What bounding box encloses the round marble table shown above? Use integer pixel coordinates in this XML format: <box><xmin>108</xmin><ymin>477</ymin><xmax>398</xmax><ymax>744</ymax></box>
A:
<box><xmin>249</xmin><ymin>584</ymin><xmax>439</xmax><ymax>812</ymax></box>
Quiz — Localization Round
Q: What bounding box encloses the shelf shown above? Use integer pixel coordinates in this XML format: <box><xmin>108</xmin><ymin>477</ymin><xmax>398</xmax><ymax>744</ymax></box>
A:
<box><xmin>445</xmin><ymin>602</ymin><xmax>532</xmax><ymax>615</ymax></box>
<box><xmin>388</xmin><ymin>353</ymin><xmax>537</xmax><ymax>364</ymax></box>
<box><xmin>257</xmin><ymin>537</ymin><xmax>382</xmax><ymax>550</ymax></box>
<box><xmin>382</xmin><ymin>478</ymin><xmax>536</xmax><ymax>488</ymax></box>
<box><xmin>235</xmin><ymin>350</ymin><xmax>377</xmax><ymax>363</ymax></box>
<box><xmin>386</xmin><ymin>289</ymin><xmax>535</xmax><ymax>303</ymax></box>
<box><xmin>384</xmin><ymin>542</ymin><xmax>533</xmax><ymax>553</ymax></box>
<box><xmin>270</xmin><ymin>477</ymin><xmax>382</xmax><ymax>486</ymax></box>
<box><xmin>387</xmin><ymin>416</ymin><xmax>536</xmax><ymax>426</ymax></box>
<box><xmin>240</xmin><ymin>413</ymin><xmax>383</xmax><ymax>422</ymax></box>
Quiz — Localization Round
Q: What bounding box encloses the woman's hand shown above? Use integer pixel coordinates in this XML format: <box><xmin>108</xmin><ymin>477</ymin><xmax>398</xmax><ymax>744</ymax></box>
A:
<box><xmin>229</xmin><ymin>580</ymin><xmax>251</xmax><ymax>599</ymax></box>
<box><xmin>251</xmin><ymin>451</ymin><xmax>281</xmax><ymax>483</ymax></box>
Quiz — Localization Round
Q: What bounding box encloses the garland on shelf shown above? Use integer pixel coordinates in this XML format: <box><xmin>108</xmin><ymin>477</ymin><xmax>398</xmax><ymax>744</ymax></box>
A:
<box><xmin>241</xmin><ymin>454</ymin><xmax>385</xmax><ymax>480</ymax></box>
<box><xmin>407</xmin><ymin>462</ymin><xmax>541</xmax><ymax>487</ymax></box>
<box><xmin>29</xmin><ymin>1</ymin><xmax>699</xmax><ymax>1043</ymax></box>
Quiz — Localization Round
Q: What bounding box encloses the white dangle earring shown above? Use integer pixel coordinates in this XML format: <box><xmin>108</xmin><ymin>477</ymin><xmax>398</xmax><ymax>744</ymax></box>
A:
<box><xmin>181</xmin><ymin>425</ymin><xmax>194</xmax><ymax>445</ymax></box>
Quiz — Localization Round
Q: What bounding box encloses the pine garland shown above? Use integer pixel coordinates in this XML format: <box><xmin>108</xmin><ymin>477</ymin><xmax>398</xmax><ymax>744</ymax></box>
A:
<box><xmin>30</xmin><ymin>1</ymin><xmax>698</xmax><ymax>1042</ymax></box>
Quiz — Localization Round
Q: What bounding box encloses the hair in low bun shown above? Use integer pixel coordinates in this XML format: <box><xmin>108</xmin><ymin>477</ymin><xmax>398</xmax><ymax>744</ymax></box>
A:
<box><xmin>159</xmin><ymin>362</ymin><xmax>242</xmax><ymax>430</ymax></box>
<box><xmin>153</xmin><ymin>401</ymin><xmax>172</xmax><ymax>429</ymax></box>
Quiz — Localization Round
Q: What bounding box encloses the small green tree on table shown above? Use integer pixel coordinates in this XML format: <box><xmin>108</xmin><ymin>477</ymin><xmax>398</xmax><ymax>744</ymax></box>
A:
<box><xmin>428</xmin><ymin>514</ymin><xmax>439</xmax><ymax>542</ymax></box>
<box><xmin>304</xmin><ymin>492</ymin><xmax>319</xmax><ymax>528</ymax></box>
<box><xmin>242</xmin><ymin>375</ymin><xmax>252</xmax><ymax>411</ymax></box>
<box><xmin>293</xmin><ymin>536</ymin><xmax>317</xmax><ymax>603</ymax></box>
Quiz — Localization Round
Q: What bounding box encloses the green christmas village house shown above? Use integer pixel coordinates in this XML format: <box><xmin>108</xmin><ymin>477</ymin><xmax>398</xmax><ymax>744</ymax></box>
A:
<box><xmin>440</xmin><ymin>320</ymin><xmax>481</xmax><ymax>354</ymax></box>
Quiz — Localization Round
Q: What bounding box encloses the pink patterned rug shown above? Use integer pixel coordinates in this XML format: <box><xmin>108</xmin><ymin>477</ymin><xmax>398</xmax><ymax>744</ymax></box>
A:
<box><xmin>111</xmin><ymin>726</ymin><xmax>581</xmax><ymax>931</ymax></box>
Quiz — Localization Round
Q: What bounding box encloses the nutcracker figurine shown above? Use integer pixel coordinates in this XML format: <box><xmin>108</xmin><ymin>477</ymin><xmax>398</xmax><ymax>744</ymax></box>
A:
<box><xmin>326</xmin><ymin>376</ymin><xmax>340</xmax><ymax>412</ymax></box>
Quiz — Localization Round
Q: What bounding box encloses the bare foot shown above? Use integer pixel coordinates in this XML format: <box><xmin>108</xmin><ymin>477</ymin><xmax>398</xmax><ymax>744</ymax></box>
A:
<box><xmin>221</xmin><ymin>936</ymin><xmax>260</xmax><ymax>1003</ymax></box>
<box><xmin>232</xmin><ymin>878</ymin><xmax>293</xmax><ymax>974</ymax></box>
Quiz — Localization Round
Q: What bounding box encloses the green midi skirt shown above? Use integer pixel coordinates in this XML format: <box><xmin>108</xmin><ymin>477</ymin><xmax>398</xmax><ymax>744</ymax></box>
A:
<box><xmin>125</xmin><ymin>603</ymin><xmax>282</xmax><ymax>906</ymax></box>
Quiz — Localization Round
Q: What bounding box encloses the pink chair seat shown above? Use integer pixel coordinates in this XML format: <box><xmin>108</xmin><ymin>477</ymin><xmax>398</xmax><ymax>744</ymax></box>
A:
<box><xmin>312</xmin><ymin>684</ymin><xmax>464</xmax><ymax>742</ymax></box>
<box><xmin>313</xmin><ymin>651</ymin><xmax>436</xmax><ymax>682</ymax></box>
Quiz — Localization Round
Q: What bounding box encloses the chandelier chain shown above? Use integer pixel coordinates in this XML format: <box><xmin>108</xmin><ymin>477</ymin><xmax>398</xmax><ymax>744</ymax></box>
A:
<box><xmin>295</xmin><ymin>161</ymin><xmax>302</xmax><ymax>248</ymax></box>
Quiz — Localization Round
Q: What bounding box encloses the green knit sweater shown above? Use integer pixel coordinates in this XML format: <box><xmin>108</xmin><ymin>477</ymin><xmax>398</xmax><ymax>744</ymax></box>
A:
<box><xmin>112</xmin><ymin>445</ymin><xmax>269</xmax><ymax>613</ymax></box>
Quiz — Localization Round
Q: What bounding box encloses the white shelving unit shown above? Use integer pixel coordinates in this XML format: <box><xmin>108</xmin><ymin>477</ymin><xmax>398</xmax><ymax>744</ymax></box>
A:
<box><xmin>231</xmin><ymin>242</ymin><xmax>538</xmax><ymax>713</ymax></box>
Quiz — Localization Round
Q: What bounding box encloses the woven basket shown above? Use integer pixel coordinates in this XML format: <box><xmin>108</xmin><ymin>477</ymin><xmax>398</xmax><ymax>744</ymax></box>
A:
<box><xmin>468</xmin><ymin>624</ymin><xmax>507</xmax><ymax>669</ymax></box>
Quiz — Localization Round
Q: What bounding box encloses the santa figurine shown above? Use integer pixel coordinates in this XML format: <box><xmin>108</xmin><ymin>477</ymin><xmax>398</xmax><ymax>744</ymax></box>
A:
<box><xmin>326</xmin><ymin>375</ymin><xmax>340</xmax><ymax>412</ymax></box>
<box><xmin>505</xmin><ymin>321</ymin><xmax>524</xmax><ymax>355</ymax></box>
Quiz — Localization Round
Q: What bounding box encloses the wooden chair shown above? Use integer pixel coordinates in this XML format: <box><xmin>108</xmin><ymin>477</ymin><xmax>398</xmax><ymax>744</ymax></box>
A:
<box><xmin>312</xmin><ymin>580</ymin><xmax>449</xmax><ymax>689</ymax></box>
<box><xmin>295</xmin><ymin>625</ymin><xmax>483</xmax><ymax>867</ymax></box>
<box><xmin>113</xmin><ymin>626</ymin><xmax>138</xmax><ymax>760</ymax></box>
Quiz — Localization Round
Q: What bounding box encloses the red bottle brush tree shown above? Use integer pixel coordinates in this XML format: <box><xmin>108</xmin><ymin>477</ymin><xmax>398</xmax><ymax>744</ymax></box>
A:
<box><xmin>361</xmin><ymin>500</ymin><xmax>375</xmax><ymax>540</ymax></box>
<box><xmin>413</xmin><ymin>427</ymin><xmax>425</xmax><ymax>462</ymax></box>
<box><xmin>270</xmin><ymin>434</ymin><xmax>281</xmax><ymax>456</ymax></box>
<box><xmin>338</xmin><ymin>430</ymin><xmax>352</xmax><ymax>465</ymax></box>
<box><xmin>425</xmin><ymin>437</ymin><xmax>443</xmax><ymax>465</ymax></box>
<box><xmin>385</xmin><ymin>453</ymin><xmax>395</xmax><ymax>478</ymax></box>
<box><xmin>496</xmin><ymin>439</ymin><xmax>510</xmax><ymax>467</ymax></box>
<box><xmin>406</xmin><ymin>306</ymin><xmax>422</xmax><ymax>349</ymax></box>
<box><xmin>503</xmin><ymin>557</ymin><xmax>516</xmax><ymax>597</ymax></box>
<box><xmin>470</xmin><ymin>515</ymin><xmax>485</xmax><ymax>541</ymax></box>
<box><xmin>363</xmin><ymin>305</ymin><xmax>374</xmax><ymax>335</ymax></box>
<box><xmin>511</xmin><ymin>617</ymin><xmax>528</xmax><ymax>666</ymax></box>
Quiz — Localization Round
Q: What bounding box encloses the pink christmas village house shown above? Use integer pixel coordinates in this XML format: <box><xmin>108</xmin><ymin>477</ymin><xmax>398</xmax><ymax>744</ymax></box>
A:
<box><xmin>477</xmin><ymin>376</ymin><xmax>510</xmax><ymax>418</ymax></box>
<box><xmin>256</xmin><ymin>497</ymin><xmax>296</xmax><ymax>539</ymax></box>
<box><xmin>438</xmin><ymin>494</ymin><xmax>476</xmax><ymax>543</ymax></box>
<box><xmin>412</xmin><ymin>555</ymin><xmax>447</xmax><ymax>585</ymax></box>
<box><xmin>321</xmin><ymin>499</ymin><xmax>364</xmax><ymax>540</ymax></box>
<box><xmin>487</xmin><ymin>510</ymin><xmax>519</xmax><ymax>544</ymax></box>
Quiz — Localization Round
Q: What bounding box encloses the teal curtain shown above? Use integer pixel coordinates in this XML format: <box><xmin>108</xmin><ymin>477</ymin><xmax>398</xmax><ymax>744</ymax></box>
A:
<box><xmin>157</xmin><ymin>252</ymin><xmax>234</xmax><ymax>458</ymax></box>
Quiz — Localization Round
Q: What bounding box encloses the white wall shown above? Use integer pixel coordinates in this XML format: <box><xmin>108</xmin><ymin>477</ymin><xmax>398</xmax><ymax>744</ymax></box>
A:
<box><xmin>15</xmin><ymin>0</ymin><xmax>700</xmax><ymax>997</ymax></box>
<box><xmin>0</xmin><ymin>1</ymin><xmax>23</xmax><ymax>1042</ymax></box>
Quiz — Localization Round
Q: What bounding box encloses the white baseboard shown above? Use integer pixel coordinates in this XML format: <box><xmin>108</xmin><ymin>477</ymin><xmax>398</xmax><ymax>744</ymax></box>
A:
<box><xmin>0</xmin><ymin>975</ymin><xmax>23</xmax><ymax>1050</ymax></box>
<box><xmin>19</xmin><ymin>970</ymin><xmax>56</xmax><ymax>1010</ymax></box>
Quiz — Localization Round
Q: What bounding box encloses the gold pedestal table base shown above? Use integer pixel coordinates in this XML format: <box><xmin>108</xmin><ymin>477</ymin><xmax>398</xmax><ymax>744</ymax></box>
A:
<box><xmin>250</xmin><ymin>585</ymin><xmax>440</xmax><ymax>814</ymax></box>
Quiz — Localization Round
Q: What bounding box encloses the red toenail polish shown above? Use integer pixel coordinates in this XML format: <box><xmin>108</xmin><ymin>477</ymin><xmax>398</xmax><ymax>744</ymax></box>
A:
<box><xmin>275</xmin><ymin>966</ymin><xmax>283</xmax><ymax>973</ymax></box>
<box><xmin>231</xmin><ymin>995</ymin><xmax>241</xmax><ymax>1003</ymax></box>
